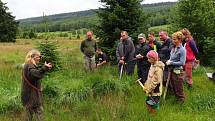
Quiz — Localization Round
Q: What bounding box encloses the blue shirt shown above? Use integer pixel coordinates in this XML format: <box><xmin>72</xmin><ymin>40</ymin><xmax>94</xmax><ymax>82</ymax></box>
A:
<box><xmin>169</xmin><ymin>44</ymin><xmax>186</xmax><ymax>66</ymax></box>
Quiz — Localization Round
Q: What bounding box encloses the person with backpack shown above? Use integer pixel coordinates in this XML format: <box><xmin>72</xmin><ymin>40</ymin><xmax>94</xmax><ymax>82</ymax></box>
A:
<box><xmin>181</xmin><ymin>28</ymin><xmax>199</xmax><ymax>88</ymax></box>
<box><xmin>21</xmin><ymin>49</ymin><xmax>52</xmax><ymax>121</ymax></box>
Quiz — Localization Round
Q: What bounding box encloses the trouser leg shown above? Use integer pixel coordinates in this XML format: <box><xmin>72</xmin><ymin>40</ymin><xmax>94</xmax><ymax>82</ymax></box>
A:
<box><xmin>125</xmin><ymin>61</ymin><xmax>135</xmax><ymax>75</ymax></box>
<box><xmin>34</xmin><ymin>106</ymin><xmax>43</xmax><ymax>121</ymax></box>
<box><xmin>89</xmin><ymin>56</ymin><xmax>96</xmax><ymax>71</ymax></box>
<box><xmin>185</xmin><ymin>62</ymin><xmax>193</xmax><ymax>86</ymax></box>
<box><xmin>25</xmin><ymin>106</ymin><xmax>33</xmax><ymax>121</ymax></box>
<box><xmin>171</xmin><ymin>71</ymin><xmax>185</xmax><ymax>103</ymax></box>
<box><xmin>84</xmin><ymin>55</ymin><xmax>90</xmax><ymax>71</ymax></box>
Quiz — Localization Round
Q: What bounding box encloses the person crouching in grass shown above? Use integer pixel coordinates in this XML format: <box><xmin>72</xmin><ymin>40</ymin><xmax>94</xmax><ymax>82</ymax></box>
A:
<box><xmin>21</xmin><ymin>49</ymin><xmax>52</xmax><ymax>121</ymax></box>
<box><xmin>137</xmin><ymin>50</ymin><xmax>164</xmax><ymax>114</ymax></box>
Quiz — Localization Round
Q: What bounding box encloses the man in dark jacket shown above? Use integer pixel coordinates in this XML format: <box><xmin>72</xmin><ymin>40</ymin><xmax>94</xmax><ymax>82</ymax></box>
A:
<box><xmin>95</xmin><ymin>48</ymin><xmax>107</xmax><ymax>68</ymax></box>
<box><xmin>135</xmin><ymin>33</ymin><xmax>151</xmax><ymax>84</ymax></box>
<box><xmin>148</xmin><ymin>32</ymin><xmax>162</xmax><ymax>52</ymax></box>
<box><xmin>158</xmin><ymin>31</ymin><xmax>173</xmax><ymax>83</ymax></box>
<box><xmin>116</xmin><ymin>31</ymin><xmax>135</xmax><ymax>75</ymax></box>
<box><xmin>80</xmin><ymin>31</ymin><xmax>97</xmax><ymax>71</ymax></box>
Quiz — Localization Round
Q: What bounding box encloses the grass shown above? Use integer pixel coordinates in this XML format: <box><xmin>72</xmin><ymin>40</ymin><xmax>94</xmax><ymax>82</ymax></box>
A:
<box><xmin>0</xmin><ymin>39</ymin><xmax>215</xmax><ymax>121</ymax></box>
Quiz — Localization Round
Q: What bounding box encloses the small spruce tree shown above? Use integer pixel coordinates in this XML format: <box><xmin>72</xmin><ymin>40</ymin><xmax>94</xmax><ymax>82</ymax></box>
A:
<box><xmin>37</xmin><ymin>40</ymin><xmax>61</xmax><ymax>71</ymax></box>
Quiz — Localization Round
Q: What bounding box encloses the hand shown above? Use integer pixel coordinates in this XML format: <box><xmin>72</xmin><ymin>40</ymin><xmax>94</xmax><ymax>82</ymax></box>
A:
<box><xmin>136</xmin><ymin>54</ymin><xmax>143</xmax><ymax>59</ymax></box>
<box><xmin>121</xmin><ymin>56</ymin><xmax>125</xmax><ymax>60</ymax></box>
<box><xmin>166</xmin><ymin>60</ymin><xmax>172</xmax><ymax>65</ymax></box>
<box><xmin>45</xmin><ymin>61</ymin><xmax>52</xmax><ymax>69</ymax></box>
<box><xmin>96</xmin><ymin>63</ymin><xmax>101</xmax><ymax>67</ymax></box>
<box><xmin>119</xmin><ymin>60</ymin><xmax>125</xmax><ymax>65</ymax></box>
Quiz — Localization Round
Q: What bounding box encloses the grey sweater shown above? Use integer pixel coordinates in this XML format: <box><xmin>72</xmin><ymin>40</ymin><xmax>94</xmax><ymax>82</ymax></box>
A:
<box><xmin>116</xmin><ymin>37</ymin><xmax>135</xmax><ymax>62</ymax></box>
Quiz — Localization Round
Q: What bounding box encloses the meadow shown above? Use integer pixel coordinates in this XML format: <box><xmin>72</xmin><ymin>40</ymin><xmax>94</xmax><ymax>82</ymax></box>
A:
<box><xmin>0</xmin><ymin>39</ymin><xmax>215</xmax><ymax>121</ymax></box>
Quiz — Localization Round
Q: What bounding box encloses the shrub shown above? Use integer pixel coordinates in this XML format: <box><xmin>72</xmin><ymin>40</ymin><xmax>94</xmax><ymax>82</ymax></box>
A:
<box><xmin>37</xmin><ymin>40</ymin><xmax>61</xmax><ymax>71</ymax></box>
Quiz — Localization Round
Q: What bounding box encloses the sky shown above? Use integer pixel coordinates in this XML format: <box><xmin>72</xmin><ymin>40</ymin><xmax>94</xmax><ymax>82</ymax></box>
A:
<box><xmin>2</xmin><ymin>0</ymin><xmax>177</xmax><ymax>20</ymax></box>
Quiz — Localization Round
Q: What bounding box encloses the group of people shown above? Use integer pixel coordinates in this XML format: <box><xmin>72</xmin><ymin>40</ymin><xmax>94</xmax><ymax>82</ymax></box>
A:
<box><xmin>80</xmin><ymin>30</ymin><xmax>199</xmax><ymax>113</ymax></box>
<box><xmin>80</xmin><ymin>31</ymin><xmax>108</xmax><ymax>71</ymax></box>
<box><xmin>117</xmin><ymin>29</ymin><xmax>198</xmax><ymax>113</ymax></box>
<box><xmin>21</xmin><ymin>29</ymin><xmax>198</xmax><ymax>120</ymax></box>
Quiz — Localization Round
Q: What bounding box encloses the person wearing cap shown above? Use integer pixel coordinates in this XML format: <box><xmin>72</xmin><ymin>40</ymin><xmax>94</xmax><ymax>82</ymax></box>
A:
<box><xmin>148</xmin><ymin>32</ymin><xmax>162</xmax><ymax>52</ymax></box>
<box><xmin>135</xmin><ymin>33</ymin><xmax>151</xmax><ymax>84</ymax></box>
<box><xmin>116</xmin><ymin>31</ymin><xmax>135</xmax><ymax>75</ymax></box>
<box><xmin>138</xmin><ymin>50</ymin><xmax>164</xmax><ymax>114</ymax></box>
<box><xmin>166</xmin><ymin>31</ymin><xmax>186</xmax><ymax>104</ymax></box>
<box><xmin>158</xmin><ymin>31</ymin><xmax>173</xmax><ymax>85</ymax></box>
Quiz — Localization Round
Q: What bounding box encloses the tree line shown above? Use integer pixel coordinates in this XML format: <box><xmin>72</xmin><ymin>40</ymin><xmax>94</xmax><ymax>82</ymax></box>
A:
<box><xmin>0</xmin><ymin>0</ymin><xmax>214</xmax><ymax>66</ymax></box>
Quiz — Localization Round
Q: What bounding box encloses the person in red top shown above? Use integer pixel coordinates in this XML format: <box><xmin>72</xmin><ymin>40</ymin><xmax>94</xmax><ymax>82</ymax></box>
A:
<box><xmin>181</xmin><ymin>28</ymin><xmax>199</xmax><ymax>87</ymax></box>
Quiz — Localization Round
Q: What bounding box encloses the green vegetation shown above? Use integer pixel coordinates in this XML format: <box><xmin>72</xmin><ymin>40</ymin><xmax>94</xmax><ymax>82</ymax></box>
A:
<box><xmin>37</xmin><ymin>40</ymin><xmax>61</xmax><ymax>71</ymax></box>
<box><xmin>95</xmin><ymin>0</ymin><xmax>147</xmax><ymax>63</ymax></box>
<box><xmin>0</xmin><ymin>39</ymin><xmax>215</xmax><ymax>121</ymax></box>
<box><xmin>148</xmin><ymin>24</ymin><xmax>174</xmax><ymax>36</ymax></box>
<box><xmin>171</xmin><ymin>0</ymin><xmax>215</xmax><ymax>66</ymax></box>
<box><xmin>0</xmin><ymin>1</ymin><xmax>18</xmax><ymax>42</ymax></box>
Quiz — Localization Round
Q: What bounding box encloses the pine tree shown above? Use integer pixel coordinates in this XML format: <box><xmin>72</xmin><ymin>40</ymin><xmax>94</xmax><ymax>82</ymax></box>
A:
<box><xmin>37</xmin><ymin>40</ymin><xmax>61</xmax><ymax>71</ymax></box>
<box><xmin>95</xmin><ymin>0</ymin><xmax>147</xmax><ymax>63</ymax></box>
<box><xmin>0</xmin><ymin>0</ymin><xmax>18</xmax><ymax>42</ymax></box>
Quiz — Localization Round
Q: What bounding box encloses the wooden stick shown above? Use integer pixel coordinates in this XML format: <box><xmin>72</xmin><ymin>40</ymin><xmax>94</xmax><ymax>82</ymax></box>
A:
<box><xmin>136</xmin><ymin>78</ymin><xmax>145</xmax><ymax>89</ymax></box>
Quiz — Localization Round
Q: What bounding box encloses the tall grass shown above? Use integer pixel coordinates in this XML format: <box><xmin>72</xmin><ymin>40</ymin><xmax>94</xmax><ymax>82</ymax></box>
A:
<box><xmin>0</xmin><ymin>39</ymin><xmax>215</xmax><ymax>121</ymax></box>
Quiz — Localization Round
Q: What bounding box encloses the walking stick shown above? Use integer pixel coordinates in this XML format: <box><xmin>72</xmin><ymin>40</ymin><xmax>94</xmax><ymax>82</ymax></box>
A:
<box><xmin>163</xmin><ymin>69</ymin><xmax>171</xmax><ymax>101</ymax></box>
<box><xmin>136</xmin><ymin>78</ymin><xmax>145</xmax><ymax>89</ymax></box>
<box><xmin>119</xmin><ymin>64</ymin><xmax>124</xmax><ymax>80</ymax></box>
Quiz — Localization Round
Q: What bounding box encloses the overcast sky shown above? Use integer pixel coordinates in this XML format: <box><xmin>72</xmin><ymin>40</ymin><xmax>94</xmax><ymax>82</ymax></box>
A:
<box><xmin>2</xmin><ymin>0</ymin><xmax>177</xmax><ymax>20</ymax></box>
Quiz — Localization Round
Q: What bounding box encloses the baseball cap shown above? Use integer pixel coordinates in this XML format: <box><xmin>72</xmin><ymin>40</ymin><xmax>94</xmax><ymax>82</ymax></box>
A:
<box><xmin>138</xmin><ymin>33</ymin><xmax>146</xmax><ymax>39</ymax></box>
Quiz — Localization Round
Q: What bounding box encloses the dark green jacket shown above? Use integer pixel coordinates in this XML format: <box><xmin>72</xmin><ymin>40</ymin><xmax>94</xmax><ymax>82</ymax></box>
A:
<box><xmin>80</xmin><ymin>39</ymin><xmax>97</xmax><ymax>57</ymax></box>
<box><xmin>21</xmin><ymin>64</ymin><xmax>48</xmax><ymax>107</ymax></box>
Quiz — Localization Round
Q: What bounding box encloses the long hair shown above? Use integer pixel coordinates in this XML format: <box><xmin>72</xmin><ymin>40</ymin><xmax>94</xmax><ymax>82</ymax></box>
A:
<box><xmin>25</xmin><ymin>49</ymin><xmax>40</xmax><ymax>65</ymax></box>
<box><xmin>181</xmin><ymin>28</ymin><xmax>191</xmax><ymax>36</ymax></box>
